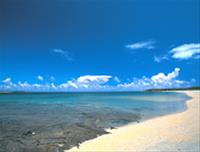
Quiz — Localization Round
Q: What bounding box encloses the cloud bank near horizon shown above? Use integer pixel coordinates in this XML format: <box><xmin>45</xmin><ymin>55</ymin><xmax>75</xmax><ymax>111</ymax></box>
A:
<box><xmin>0</xmin><ymin>68</ymin><xmax>193</xmax><ymax>91</ymax></box>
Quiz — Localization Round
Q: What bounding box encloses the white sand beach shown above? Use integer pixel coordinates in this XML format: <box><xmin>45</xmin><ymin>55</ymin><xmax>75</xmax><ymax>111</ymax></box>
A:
<box><xmin>67</xmin><ymin>91</ymin><xmax>200</xmax><ymax>152</ymax></box>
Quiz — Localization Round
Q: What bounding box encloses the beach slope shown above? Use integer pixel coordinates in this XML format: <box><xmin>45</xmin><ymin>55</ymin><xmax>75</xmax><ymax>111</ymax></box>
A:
<box><xmin>67</xmin><ymin>91</ymin><xmax>200</xmax><ymax>152</ymax></box>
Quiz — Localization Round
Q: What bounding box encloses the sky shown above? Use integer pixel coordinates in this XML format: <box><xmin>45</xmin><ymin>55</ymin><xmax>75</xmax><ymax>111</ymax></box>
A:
<box><xmin>0</xmin><ymin>0</ymin><xmax>199</xmax><ymax>91</ymax></box>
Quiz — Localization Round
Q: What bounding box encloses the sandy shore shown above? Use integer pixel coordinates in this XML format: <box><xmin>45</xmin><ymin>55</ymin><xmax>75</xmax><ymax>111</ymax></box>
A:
<box><xmin>67</xmin><ymin>91</ymin><xmax>200</xmax><ymax>152</ymax></box>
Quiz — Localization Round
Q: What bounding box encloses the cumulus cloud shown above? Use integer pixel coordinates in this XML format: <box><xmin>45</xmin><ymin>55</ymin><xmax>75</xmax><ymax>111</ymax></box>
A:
<box><xmin>0</xmin><ymin>75</ymin><xmax>111</xmax><ymax>91</ymax></box>
<box><xmin>37</xmin><ymin>75</ymin><xmax>44</xmax><ymax>81</ymax></box>
<box><xmin>58</xmin><ymin>80</ymin><xmax>78</xmax><ymax>89</ymax></box>
<box><xmin>170</xmin><ymin>43</ymin><xmax>200</xmax><ymax>59</ymax></box>
<box><xmin>18</xmin><ymin>81</ymin><xmax>31</xmax><ymax>88</ymax></box>
<box><xmin>0</xmin><ymin>77</ymin><xmax>54</xmax><ymax>91</ymax></box>
<box><xmin>2</xmin><ymin>78</ymin><xmax>12</xmax><ymax>84</ymax></box>
<box><xmin>77</xmin><ymin>75</ymin><xmax>111</xmax><ymax>84</ymax></box>
<box><xmin>58</xmin><ymin>75</ymin><xmax>112</xmax><ymax>90</ymax></box>
<box><xmin>151</xmin><ymin>68</ymin><xmax>180</xmax><ymax>84</ymax></box>
<box><xmin>51</xmin><ymin>49</ymin><xmax>73</xmax><ymax>61</ymax></box>
<box><xmin>1</xmin><ymin>78</ymin><xmax>15</xmax><ymax>89</ymax></box>
<box><xmin>0</xmin><ymin>81</ymin><xmax>57</xmax><ymax>91</ymax></box>
<box><xmin>125</xmin><ymin>40</ymin><xmax>155</xmax><ymax>50</ymax></box>
<box><xmin>117</xmin><ymin>68</ymin><xmax>189</xmax><ymax>90</ymax></box>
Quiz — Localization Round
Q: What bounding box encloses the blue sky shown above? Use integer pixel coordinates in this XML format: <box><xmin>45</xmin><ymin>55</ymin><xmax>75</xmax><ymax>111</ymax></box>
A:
<box><xmin>0</xmin><ymin>0</ymin><xmax>199</xmax><ymax>91</ymax></box>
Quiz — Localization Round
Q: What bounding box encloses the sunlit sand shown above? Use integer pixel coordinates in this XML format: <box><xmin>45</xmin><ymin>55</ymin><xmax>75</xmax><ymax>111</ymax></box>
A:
<box><xmin>67</xmin><ymin>91</ymin><xmax>200</xmax><ymax>152</ymax></box>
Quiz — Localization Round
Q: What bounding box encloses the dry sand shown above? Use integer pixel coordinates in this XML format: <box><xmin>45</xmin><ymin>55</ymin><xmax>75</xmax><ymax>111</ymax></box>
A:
<box><xmin>67</xmin><ymin>91</ymin><xmax>200</xmax><ymax>152</ymax></box>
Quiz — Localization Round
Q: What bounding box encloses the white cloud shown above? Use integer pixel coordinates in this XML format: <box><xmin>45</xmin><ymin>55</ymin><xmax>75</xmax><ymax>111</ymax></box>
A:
<box><xmin>151</xmin><ymin>68</ymin><xmax>180</xmax><ymax>83</ymax></box>
<box><xmin>0</xmin><ymin>71</ymin><xmax>192</xmax><ymax>91</ymax></box>
<box><xmin>51</xmin><ymin>49</ymin><xmax>73</xmax><ymax>61</ymax></box>
<box><xmin>170</xmin><ymin>43</ymin><xmax>200</xmax><ymax>59</ymax></box>
<box><xmin>2</xmin><ymin>78</ymin><xmax>12</xmax><ymax>84</ymax></box>
<box><xmin>77</xmin><ymin>75</ymin><xmax>112</xmax><ymax>84</ymax></box>
<box><xmin>18</xmin><ymin>81</ymin><xmax>31</xmax><ymax>88</ymax></box>
<box><xmin>154</xmin><ymin>55</ymin><xmax>168</xmax><ymax>63</ymax></box>
<box><xmin>57</xmin><ymin>75</ymin><xmax>112</xmax><ymax>90</ymax></box>
<box><xmin>0</xmin><ymin>78</ymin><xmax>51</xmax><ymax>91</ymax></box>
<box><xmin>50</xmin><ymin>83</ymin><xmax>56</xmax><ymax>89</ymax></box>
<box><xmin>113</xmin><ymin>76</ymin><xmax>120</xmax><ymax>83</ymax></box>
<box><xmin>66</xmin><ymin>80</ymin><xmax>78</xmax><ymax>89</ymax></box>
<box><xmin>37</xmin><ymin>75</ymin><xmax>44</xmax><ymax>81</ymax></box>
<box><xmin>117</xmin><ymin>68</ymin><xmax>189</xmax><ymax>90</ymax></box>
<box><xmin>125</xmin><ymin>40</ymin><xmax>155</xmax><ymax>50</ymax></box>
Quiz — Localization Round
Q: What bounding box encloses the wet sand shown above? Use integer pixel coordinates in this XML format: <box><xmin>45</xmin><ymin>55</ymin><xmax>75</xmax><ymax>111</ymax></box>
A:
<box><xmin>68</xmin><ymin>91</ymin><xmax>200</xmax><ymax>152</ymax></box>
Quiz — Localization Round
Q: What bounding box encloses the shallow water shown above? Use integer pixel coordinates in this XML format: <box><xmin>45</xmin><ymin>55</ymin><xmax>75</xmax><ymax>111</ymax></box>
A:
<box><xmin>0</xmin><ymin>92</ymin><xmax>190</xmax><ymax>152</ymax></box>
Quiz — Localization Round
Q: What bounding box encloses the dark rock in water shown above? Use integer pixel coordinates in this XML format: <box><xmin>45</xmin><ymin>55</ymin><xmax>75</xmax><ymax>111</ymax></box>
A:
<box><xmin>0</xmin><ymin>121</ymin><xmax>110</xmax><ymax>152</ymax></box>
<box><xmin>0</xmin><ymin>105</ymin><xmax>141</xmax><ymax>152</ymax></box>
<box><xmin>22</xmin><ymin>130</ymin><xmax>34</xmax><ymax>136</ymax></box>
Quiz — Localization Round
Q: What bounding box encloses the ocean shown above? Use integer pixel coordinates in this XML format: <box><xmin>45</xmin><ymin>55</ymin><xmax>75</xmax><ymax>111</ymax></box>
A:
<box><xmin>0</xmin><ymin>92</ymin><xmax>190</xmax><ymax>152</ymax></box>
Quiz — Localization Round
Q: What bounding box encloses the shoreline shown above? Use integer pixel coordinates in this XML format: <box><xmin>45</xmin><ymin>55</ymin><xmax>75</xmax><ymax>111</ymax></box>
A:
<box><xmin>67</xmin><ymin>91</ymin><xmax>200</xmax><ymax>152</ymax></box>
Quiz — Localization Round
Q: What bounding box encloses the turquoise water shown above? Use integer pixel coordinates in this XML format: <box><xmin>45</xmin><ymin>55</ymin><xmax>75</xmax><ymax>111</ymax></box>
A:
<box><xmin>0</xmin><ymin>92</ymin><xmax>191</xmax><ymax>151</ymax></box>
<box><xmin>0</xmin><ymin>92</ymin><xmax>190</xmax><ymax>127</ymax></box>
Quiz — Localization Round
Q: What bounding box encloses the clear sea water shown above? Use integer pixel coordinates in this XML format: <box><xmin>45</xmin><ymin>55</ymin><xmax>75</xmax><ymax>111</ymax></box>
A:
<box><xmin>0</xmin><ymin>91</ymin><xmax>191</xmax><ymax>151</ymax></box>
<box><xmin>0</xmin><ymin>92</ymin><xmax>190</xmax><ymax>128</ymax></box>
